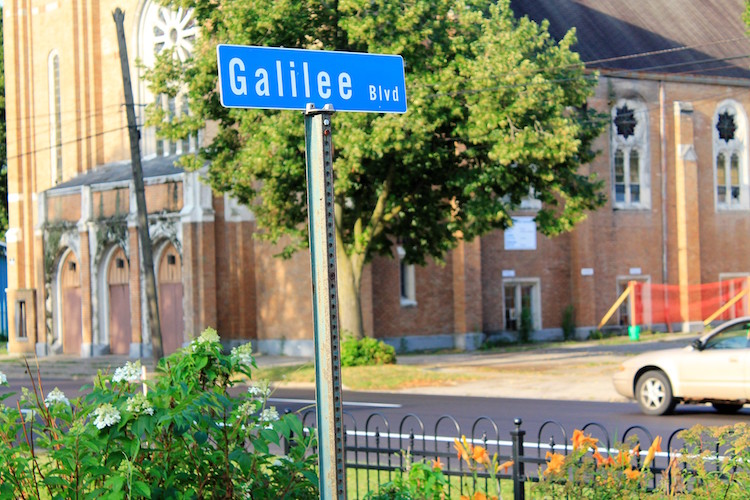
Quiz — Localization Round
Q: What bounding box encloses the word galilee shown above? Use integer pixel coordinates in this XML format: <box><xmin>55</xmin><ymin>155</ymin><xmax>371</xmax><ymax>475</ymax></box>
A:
<box><xmin>217</xmin><ymin>45</ymin><xmax>407</xmax><ymax>114</ymax></box>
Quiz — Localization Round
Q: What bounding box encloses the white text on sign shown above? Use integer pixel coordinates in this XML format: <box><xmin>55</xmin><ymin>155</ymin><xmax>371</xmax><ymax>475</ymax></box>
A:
<box><xmin>217</xmin><ymin>45</ymin><xmax>407</xmax><ymax>113</ymax></box>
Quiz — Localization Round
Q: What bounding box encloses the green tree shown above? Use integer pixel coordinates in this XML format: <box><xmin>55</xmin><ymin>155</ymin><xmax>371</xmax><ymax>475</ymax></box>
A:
<box><xmin>148</xmin><ymin>0</ymin><xmax>606</xmax><ymax>338</ymax></box>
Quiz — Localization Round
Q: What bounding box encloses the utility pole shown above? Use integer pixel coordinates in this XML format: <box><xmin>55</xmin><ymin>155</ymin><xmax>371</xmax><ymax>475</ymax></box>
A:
<box><xmin>113</xmin><ymin>8</ymin><xmax>164</xmax><ymax>362</ymax></box>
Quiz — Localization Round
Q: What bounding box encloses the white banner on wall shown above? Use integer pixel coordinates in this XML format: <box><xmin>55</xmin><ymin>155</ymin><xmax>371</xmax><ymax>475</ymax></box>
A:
<box><xmin>504</xmin><ymin>216</ymin><xmax>537</xmax><ymax>250</ymax></box>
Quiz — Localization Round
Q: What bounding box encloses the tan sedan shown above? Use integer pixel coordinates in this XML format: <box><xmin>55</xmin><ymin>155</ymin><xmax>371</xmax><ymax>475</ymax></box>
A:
<box><xmin>613</xmin><ymin>317</ymin><xmax>750</xmax><ymax>415</ymax></box>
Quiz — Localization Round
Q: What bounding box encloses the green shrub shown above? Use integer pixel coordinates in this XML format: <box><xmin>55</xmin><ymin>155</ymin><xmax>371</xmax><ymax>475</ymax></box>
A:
<box><xmin>561</xmin><ymin>304</ymin><xmax>576</xmax><ymax>341</ymax></box>
<box><xmin>341</xmin><ymin>334</ymin><xmax>397</xmax><ymax>367</ymax></box>
<box><xmin>518</xmin><ymin>308</ymin><xmax>533</xmax><ymax>344</ymax></box>
<box><xmin>0</xmin><ymin>328</ymin><xmax>319</xmax><ymax>499</ymax></box>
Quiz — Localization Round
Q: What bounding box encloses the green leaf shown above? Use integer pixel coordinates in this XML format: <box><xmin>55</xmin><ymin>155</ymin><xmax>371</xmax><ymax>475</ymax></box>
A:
<box><xmin>261</xmin><ymin>428</ymin><xmax>280</xmax><ymax>445</ymax></box>
<box><xmin>131</xmin><ymin>480</ymin><xmax>152</xmax><ymax>499</ymax></box>
<box><xmin>104</xmin><ymin>475</ymin><xmax>126</xmax><ymax>492</ymax></box>
<box><xmin>194</xmin><ymin>430</ymin><xmax>208</xmax><ymax>444</ymax></box>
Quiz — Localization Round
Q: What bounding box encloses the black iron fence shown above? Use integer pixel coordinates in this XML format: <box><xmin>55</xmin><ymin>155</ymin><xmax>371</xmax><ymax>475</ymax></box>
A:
<box><xmin>281</xmin><ymin>409</ymin><xmax>732</xmax><ymax>499</ymax></box>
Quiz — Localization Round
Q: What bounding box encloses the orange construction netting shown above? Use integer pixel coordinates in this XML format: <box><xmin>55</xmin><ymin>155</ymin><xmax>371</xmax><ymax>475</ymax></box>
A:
<box><xmin>630</xmin><ymin>278</ymin><xmax>749</xmax><ymax>326</ymax></box>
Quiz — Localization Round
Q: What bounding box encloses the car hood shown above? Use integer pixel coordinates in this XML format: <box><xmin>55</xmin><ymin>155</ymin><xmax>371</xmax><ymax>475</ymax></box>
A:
<box><xmin>621</xmin><ymin>345</ymin><xmax>694</xmax><ymax>368</ymax></box>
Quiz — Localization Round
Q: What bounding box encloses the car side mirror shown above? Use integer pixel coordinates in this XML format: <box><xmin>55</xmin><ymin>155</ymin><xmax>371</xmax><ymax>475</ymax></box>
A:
<box><xmin>692</xmin><ymin>339</ymin><xmax>704</xmax><ymax>351</ymax></box>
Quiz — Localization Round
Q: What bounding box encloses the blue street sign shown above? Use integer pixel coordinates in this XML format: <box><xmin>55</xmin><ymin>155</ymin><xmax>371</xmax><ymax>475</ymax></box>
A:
<box><xmin>217</xmin><ymin>45</ymin><xmax>407</xmax><ymax>113</ymax></box>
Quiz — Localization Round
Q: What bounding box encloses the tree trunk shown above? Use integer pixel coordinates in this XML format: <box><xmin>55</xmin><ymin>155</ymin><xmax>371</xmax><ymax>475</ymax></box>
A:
<box><xmin>336</xmin><ymin>249</ymin><xmax>365</xmax><ymax>339</ymax></box>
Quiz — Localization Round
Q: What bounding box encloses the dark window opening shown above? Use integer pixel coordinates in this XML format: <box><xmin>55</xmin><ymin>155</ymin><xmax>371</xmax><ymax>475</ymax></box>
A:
<box><xmin>167</xmin><ymin>254</ymin><xmax>177</xmax><ymax>265</ymax></box>
<box><xmin>614</xmin><ymin>105</ymin><xmax>637</xmax><ymax>138</ymax></box>
<box><xmin>16</xmin><ymin>300</ymin><xmax>27</xmax><ymax>339</ymax></box>
<box><xmin>717</xmin><ymin>111</ymin><xmax>737</xmax><ymax>142</ymax></box>
<box><xmin>116</xmin><ymin>258</ymin><xmax>125</xmax><ymax>269</ymax></box>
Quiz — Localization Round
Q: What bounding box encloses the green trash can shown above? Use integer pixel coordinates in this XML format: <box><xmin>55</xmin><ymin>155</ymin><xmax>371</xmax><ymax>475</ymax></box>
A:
<box><xmin>628</xmin><ymin>325</ymin><xmax>640</xmax><ymax>341</ymax></box>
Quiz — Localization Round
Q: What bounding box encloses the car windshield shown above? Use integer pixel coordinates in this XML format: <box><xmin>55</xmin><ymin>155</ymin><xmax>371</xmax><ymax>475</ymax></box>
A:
<box><xmin>703</xmin><ymin>322</ymin><xmax>750</xmax><ymax>350</ymax></box>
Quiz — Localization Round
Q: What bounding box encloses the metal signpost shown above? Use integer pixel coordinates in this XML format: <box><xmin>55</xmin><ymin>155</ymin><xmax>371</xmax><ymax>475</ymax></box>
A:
<box><xmin>217</xmin><ymin>44</ymin><xmax>406</xmax><ymax>499</ymax></box>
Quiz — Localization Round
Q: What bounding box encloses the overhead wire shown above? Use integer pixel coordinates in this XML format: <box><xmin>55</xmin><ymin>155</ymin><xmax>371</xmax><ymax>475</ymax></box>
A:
<box><xmin>5</xmin><ymin>30</ymin><xmax>750</xmax><ymax>162</ymax></box>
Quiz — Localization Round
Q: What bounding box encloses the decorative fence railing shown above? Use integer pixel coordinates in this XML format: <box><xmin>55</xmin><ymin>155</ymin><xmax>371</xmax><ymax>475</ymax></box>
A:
<box><xmin>281</xmin><ymin>409</ymin><xmax>737</xmax><ymax>499</ymax></box>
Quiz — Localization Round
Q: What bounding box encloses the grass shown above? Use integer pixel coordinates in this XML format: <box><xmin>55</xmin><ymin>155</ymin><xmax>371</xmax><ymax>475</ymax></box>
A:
<box><xmin>0</xmin><ymin>342</ymin><xmax>6</xmax><ymax>355</ymax></box>
<box><xmin>254</xmin><ymin>363</ymin><xmax>482</xmax><ymax>391</ymax></box>
<box><xmin>346</xmin><ymin>466</ymin><xmax>529</xmax><ymax>499</ymax></box>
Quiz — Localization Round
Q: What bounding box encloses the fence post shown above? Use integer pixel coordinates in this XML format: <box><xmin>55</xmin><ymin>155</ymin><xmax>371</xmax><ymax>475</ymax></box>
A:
<box><xmin>283</xmin><ymin>408</ymin><xmax>293</xmax><ymax>455</ymax></box>
<box><xmin>510</xmin><ymin>418</ymin><xmax>526</xmax><ymax>500</ymax></box>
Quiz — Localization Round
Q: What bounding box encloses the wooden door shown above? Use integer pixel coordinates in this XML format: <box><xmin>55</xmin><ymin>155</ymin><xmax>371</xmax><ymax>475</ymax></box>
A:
<box><xmin>61</xmin><ymin>252</ymin><xmax>82</xmax><ymax>354</ymax></box>
<box><xmin>158</xmin><ymin>245</ymin><xmax>184</xmax><ymax>355</ymax></box>
<box><xmin>108</xmin><ymin>249</ymin><xmax>131</xmax><ymax>355</ymax></box>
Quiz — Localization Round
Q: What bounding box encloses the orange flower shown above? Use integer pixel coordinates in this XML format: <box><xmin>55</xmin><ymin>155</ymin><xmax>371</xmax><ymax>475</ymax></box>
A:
<box><xmin>496</xmin><ymin>460</ymin><xmax>514</xmax><ymax>473</ymax></box>
<box><xmin>624</xmin><ymin>468</ymin><xmax>641</xmax><ymax>480</ymax></box>
<box><xmin>460</xmin><ymin>495</ymin><xmax>495</xmax><ymax>500</ymax></box>
<box><xmin>615</xmin><ymin>450</ymin><xmax>631</xmax><ymax>468</ymax></box>
<box><xmin>544</xmin><ymin>451</ymin><xmax>565</xmax><ymax>476</ymax></box>
<box><xmin>593</xmin><ymin>450</ymin><xmax>610</xmax><ymax>466</ymax></box>
<box><xmin>644</xmin><ymin>436</ymin><xmax>663</xmax><ymax>468</ymax></box>
<box><xmin>454</xmin><ymin>436</ymin><xmax>472</xmax><ymax>466</ymax></box>
<box><xmin>432</xmin><ymin>457</ymin><xmax>444</xmax><ymax>470</ymax></box>
<box><xmin>572</xmin><ymin>429</ymin><xmax>599</xmax><ymax>451</ymax></box>
<box><xmin>472</xmin><ymin>445</ymin><xmax>490</xmax><ymax>466</ymax></box>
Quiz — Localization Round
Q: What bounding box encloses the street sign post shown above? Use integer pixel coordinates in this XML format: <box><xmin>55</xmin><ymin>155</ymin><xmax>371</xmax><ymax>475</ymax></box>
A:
<box><xmin>218</xmin><ymin>45</ymin><xmax>407</xmax><ymax>500</ymax></box>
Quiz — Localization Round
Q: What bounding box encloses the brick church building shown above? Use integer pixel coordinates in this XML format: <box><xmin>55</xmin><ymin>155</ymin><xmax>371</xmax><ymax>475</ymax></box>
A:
<box><xmin>4</xmin><ymin>0</ymin><xmax>750</xmax><ymax>357</ymax></box>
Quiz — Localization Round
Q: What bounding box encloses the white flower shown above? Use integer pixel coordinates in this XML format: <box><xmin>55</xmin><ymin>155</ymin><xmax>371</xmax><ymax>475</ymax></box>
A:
<box><xmin>193</xmin><ymin>328</ymin><xmax>220</xmax><ymax>347</ymax></box>
<box><xmin>260</xmin><ymin>406</ymin><xmax>279</xmax><ymax>423</ymax></box>
<box><xmin>0</xmin><ymin>371</ymin><xmax>6</xmax><ymax>385</ymax></box>
<box><xmin>247</xmin><ymin>381</ymin><xmax>270</xmax><ymax>401</ymax></box>
<box><xmin>236</xmin><ymin>401</ymin><xmax>255</xmax><ymax>418</ymax></box>
<box><xmin>125</xmin><ymin>393</ymin><xmax>154</xmax><ymax>416</ymax></box>
<box><xmin>92</xmin><ymin>403</ymin><xmax>121</xmax><ymax>430</ymax></box>
<box><xmin>231</xmin><ymin>342</ymin><xmax>255</xmax><ymax>366</ymax></box>
<box><xmin>44</xmin><ymin>387</ymin><xmax>70</xmax><ymax>407</ymax></box>
<box><xmin>112</xmin><ymin>360</ymin><xmax>142</xmax><ymax>384</ymax></box>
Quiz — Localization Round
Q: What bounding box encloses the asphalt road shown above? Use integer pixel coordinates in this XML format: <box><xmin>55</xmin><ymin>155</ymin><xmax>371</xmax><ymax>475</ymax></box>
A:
<box><xmin>267</xmin><ymin>386</ymin><xmax>748</xmax><ymax>449</ymax></box>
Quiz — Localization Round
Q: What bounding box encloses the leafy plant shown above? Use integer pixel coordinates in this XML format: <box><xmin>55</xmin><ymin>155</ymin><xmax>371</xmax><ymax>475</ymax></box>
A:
<box><xmin>341</xmin><ymin>334</ymin><xmax>397</xmax><ymax>367</ymax></box>
<box><xmin>0</xmin><ymin>328</ymin><xmax>319</xmax><ymax>499</ymax></box>
<box><xmin>364</xmin><ymin>452</ymin><xmax>448</xmax><ymax>500</ymax></box>
<box><xmin>518</xmin><ymin>308</ymin><xmax>533</xmax><ymax>344</ymax></box>
<box><xmin>535</xmin><ymin>429</ymin><xmax>658</xmax><ymax>499</ymax></box>
<box><xmin>561</xmin><ymin>305</ymin><xmax>576</xmax><ymax>341</ymax></box>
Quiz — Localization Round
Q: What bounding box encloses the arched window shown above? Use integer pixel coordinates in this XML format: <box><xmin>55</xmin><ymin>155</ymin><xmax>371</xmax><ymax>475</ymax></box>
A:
<box><xmin>611</xmin><ymin>99</ymin><xmax>650</xmax><ymax>209</ymax></box>
<box><xmin>48</xmin><ymin>51</ymin><xmax>62</xmax><ymax>184</ymax></box>
<box><xmin>714</xmin><ymin>101</ymin><xmax>748</xmax><ymax>210</ymax></box>
<box><xmin>137</xmin><ymin>2</ymin><xmax>199</xmax><ymax>158</ymax></box>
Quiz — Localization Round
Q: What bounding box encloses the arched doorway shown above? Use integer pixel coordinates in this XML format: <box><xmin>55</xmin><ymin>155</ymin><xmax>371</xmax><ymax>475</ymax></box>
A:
<box><xmin>158</xmin><ymin>244</ymin><xmax>184</xmax><ymax>355</ymax></box>
<box><xmin>60</xmin><ymin>251</ymin><xmax>82</xmax><ymax>355</ymax></box>
<box><xmin>108</xmin><ymin>248</ymin><xmax>131</xmax><ymax>355</ymax></box>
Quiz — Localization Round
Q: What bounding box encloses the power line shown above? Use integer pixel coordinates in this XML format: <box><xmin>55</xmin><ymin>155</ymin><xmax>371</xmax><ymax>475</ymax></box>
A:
<box><xmin>6</xmin><ymin>125</ymin><xmax>128</xmax><ymax>162</ymax></box>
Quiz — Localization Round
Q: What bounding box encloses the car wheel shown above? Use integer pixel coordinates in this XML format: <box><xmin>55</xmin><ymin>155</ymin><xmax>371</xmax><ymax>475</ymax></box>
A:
<box><xmin>635</xmin><ymin>370</ymin><xmax>676</xmax><ymax>416</ymax></box>
<box><xmin>712</xmin><ymin>403</ymin><xmax>744</xmax><ymax>414</ymax></box>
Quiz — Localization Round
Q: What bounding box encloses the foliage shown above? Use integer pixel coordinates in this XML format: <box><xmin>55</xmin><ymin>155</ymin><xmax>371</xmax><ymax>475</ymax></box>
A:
<box><xmin>534</xmin><ymin>424</ymin><xmax>750</xmax><ymax>498</ymax></box>
<box><xmin>364</xmin><ymin>452</ymin><xmax>448</xmax><ymax>500</ymax></box>
<box><xmin>518</xmin><ymin>308</ymin><xmax>533</xmax><ymax>344</ymax></box>
<box><xmin>0</xmin><ymin>328</ymin><xmax>318</xmax><ymax>499</ymax></box>
<box><xmin>453</xmin><ymin>435</ymin><xmax>513</xmax><ymax>500</ymax></box>
<box><xmin>148</xmin><ymin>0</ymin><xmax>606</xmax><ymax>338</ymax></box>
<box><xmin>341</xmin><ymin>334</ymin><xmax>397</xmax><ymax>367</ymax></box>
<box><xmin>666</xmin><ymin>423</ymin><xmax>750</xmax><ymax>498</ymax></box>
<box><xmin>535</xmin><ymin>429</ymin><xmax>658</xmax><ymax>499</ymax></box>
<box><xmin>561</xmin><ymin>304</ymin><xmax>576</xmax><ymax>341</ymax></box>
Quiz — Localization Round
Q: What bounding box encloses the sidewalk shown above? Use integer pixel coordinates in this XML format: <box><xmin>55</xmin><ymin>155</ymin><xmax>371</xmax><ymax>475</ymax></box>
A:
<box><xmin>0</xmin><ymin>352</ymin><xmax>310</xmax><ymax>381</ymax></box>
<box><xmin>0</xmin><ymin>333</ymin><xmax>695</xmax><ymax>402</ymax></box>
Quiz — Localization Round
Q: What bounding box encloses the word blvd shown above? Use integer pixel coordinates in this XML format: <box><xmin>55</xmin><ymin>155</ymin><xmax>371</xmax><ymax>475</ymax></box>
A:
<box><xmin>369</xmin><ymin>85</ymin><xmax>400</xmax><ymax>102</ymax></box>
